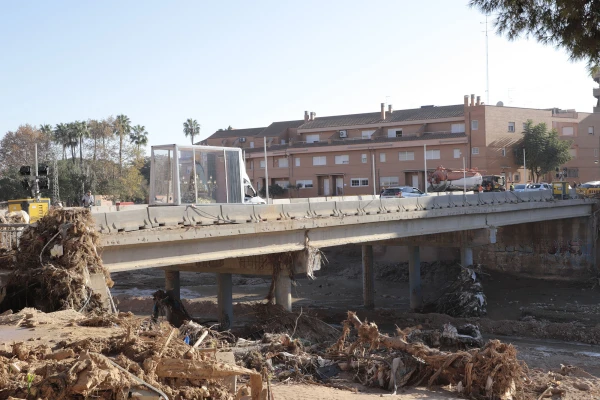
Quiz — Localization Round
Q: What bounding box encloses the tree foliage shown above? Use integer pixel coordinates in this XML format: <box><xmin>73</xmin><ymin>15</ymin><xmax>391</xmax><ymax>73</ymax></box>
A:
<box><xmin>259</xmin><ymin>184</ymin><xmax>286</xmax><ymax>199</ymax></box>
<box><xmin>183</xmin><ymin>118</ymin><xmax>201</xmax><ymax>145</ymax></box>
<box><xmin>0</xmin><ymin>117</ymin><xmax>150</xmax><ymax>204</ymax></box>
<box><xmin>469</xmin><ymin>0</ymin><xmax>600</xmax><ymax>69</ymax></box>
<box><xmin>513</xmin><ymin>120</ymin><xmax>572</xmax><ymax>182</ymax></box>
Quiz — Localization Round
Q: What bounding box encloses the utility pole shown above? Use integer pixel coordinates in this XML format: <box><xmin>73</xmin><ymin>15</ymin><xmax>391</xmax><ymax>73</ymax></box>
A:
<box><xmin>52</xmin><ymin>157</ymin><xmax>60</xmax><ymax>204</ymax></box>
<box><xmin>523</xmin><ymin>148</ymin><xmax>526</xmax><ymax>183</ymax></box>
<box><xmin>485</xmin><ymin>14</ymin><xmax>490</xmax><ymax>105</ymax></box>
<box><xmin>33</xmin><ymin>144</ymin><xmax>40</xmax><ymax>201</ymax></box>
<box><xmin>424</xmin><ymin>144</ymin><xmax>428</xmax><ymax>194</ymax></box>
<box><xmin>264</xmin><ymin>136</ymin><xmax>269</xmax><ymax>203</ymax></box>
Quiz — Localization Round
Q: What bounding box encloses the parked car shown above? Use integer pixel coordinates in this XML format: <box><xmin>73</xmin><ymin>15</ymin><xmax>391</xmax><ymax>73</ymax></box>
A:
<box><xmin>380</xmin><ymin>186</ymin><xmax>429</xmax><ymax>198</ymax></box>
<box><xmin>527</xmin><ymin>183</ymin><xmax>552</xmax><ymax>191</ymax></box>
<box><xmin>513</xmin><ymin>184</ymin><xmax>529</xmax><ymax>192</ymax></box>
<box><xmin>243</xmin><ymin>194</ymin><xmax>266</xmax><ymax>204</ymax></box>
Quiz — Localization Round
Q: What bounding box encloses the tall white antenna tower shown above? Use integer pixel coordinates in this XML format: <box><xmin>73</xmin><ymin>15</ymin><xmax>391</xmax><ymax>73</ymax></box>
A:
<box><xmin>485</xmin><ymin>14</ymin><xmax>490</xmax><ymax>105</ymax></box>
<box><xmin>52</xmin><ymin>157</ymin><xmax>60</xmax><ymax>204</ymax></box>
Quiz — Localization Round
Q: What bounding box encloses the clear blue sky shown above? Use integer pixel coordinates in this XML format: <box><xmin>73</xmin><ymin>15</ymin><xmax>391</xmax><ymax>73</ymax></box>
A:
<box><xmin>0</xmin><ymin>1</ymin><xmax>594</xmax><ymax>148</ymax></box>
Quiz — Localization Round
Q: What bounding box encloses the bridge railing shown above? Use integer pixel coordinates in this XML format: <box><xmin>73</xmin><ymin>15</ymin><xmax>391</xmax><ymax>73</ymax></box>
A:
<box><xmin>93</xmin><ymin>190</ymin><xmax>561</xmax><ymax>234</ymax></box>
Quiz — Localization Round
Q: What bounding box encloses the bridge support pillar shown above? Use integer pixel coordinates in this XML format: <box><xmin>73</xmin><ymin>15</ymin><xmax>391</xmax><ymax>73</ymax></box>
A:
<box><xmin>165</xmin><ymin>270</ymin><xmax>180</xmax><ymax>301</ymax></box>
<box><xmin>460</xmin><ymin>246</ymin><xmax>474</xmax><ymax>267</ymax></box>
<box><xmin>408</xmin><ymin>245</ymin><xmax>422</xmax><ymax>311</ymax></box>
<box><xmin>362</xmin><ymin>245</ymin><xmax>375</xmax><ymax>309</ymax></box>
<box><xmin>275</xmin><ymin>273</ymin><xmax>292</xmax><ymax>312</ymax></box>
<box><xmin>217</xmin><ymin>273</ymin><xmax>233</xmax><ymax>330</ymax></box>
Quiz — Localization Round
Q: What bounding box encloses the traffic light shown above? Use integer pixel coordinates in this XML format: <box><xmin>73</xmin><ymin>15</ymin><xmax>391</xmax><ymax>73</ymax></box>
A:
<box><xmin>19</xmin><ymin>166</ymin><xmax>31</xmax><ymax>175</ymax></box>
<box><xmin>38</xmin><ymin>178</ymin><xmax>49</xmax><ymax>190</ymax></box>
<box><xmin>38</xmin><ymin>165</ymin><xmax>48</xmax><ymax>176</ymax></box>
<box><xmin>21</xmin><ymin>179</ymin><xmax>30</xmax><ymax>189</ymax></box>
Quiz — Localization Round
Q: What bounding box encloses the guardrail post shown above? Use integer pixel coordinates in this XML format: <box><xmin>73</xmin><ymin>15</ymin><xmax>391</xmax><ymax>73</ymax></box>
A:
<box><xmin>217</xmin><ymin>273</ymin><xmax>233</xmax><ymax>329</ymax></box>
<box><xmin>362</xmin><ymin>245</ymin><xmax>375</xmax><ymax>309</ymax></box>
<box><xmin>275</xmin><ymin>272</ymin><xmax>292</xmax><ymax>312</ymax></box>
<box><xmin>460</xmin><ymin>246</ymin><xmax>474</xmax><ymax>267</ymax></box>
<box><xmin>165</xmin><ymin>270</ymin><xmax>181</xmax><ymax>325</ymax></box>
<box><xmin>408</xmin><ymin>245</ymin><xmax>422</xmax><ymax>311</ymax></box>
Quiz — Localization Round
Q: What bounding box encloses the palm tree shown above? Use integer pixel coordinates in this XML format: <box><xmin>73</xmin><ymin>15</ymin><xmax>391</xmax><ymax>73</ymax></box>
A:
<box><xmin>114</xmin><ymin>114</ymin><xmax>131</xmax><ymax>175</ymax></box>
<box><xmin>53</xmin><ymin>123</ymin><xmax>70</xmax><ymax>160</ymax></box>
<box><xmin>65</xmin><ymin>122</ymin><xmax>79</xmax><ymax>164</ymax></box>
<box><xmin>183</xmin><ymin>118</ymin><xmax>201</xmax><ymax>145</ymax></box>
<box><xmin>72</xmin><ymin>121</ymin><xmax>89</xmax><ymax>167</ymax></box>
<box><xmin>130</xmin><ymin>125</ymin><xmax>149</xmax><ymax>155</ymax></box>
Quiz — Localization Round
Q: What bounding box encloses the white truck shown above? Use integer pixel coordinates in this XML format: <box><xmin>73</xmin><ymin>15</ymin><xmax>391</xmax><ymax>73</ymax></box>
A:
<box><xmin>149</xmin><ymin>144</ymin><xmax>265</xmax><ymax>205</ymax></box>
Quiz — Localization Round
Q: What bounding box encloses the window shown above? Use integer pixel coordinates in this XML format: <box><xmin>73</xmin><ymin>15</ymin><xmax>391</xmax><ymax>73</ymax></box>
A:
<box><xmin>274</xmin><ymin>180</ymin><xmax>289</xmax><ymax>189</ymax></box>
<box><xmin>248</xmin><ymin>160</ymin><xmax>254</xmax><ymax>170</ymax></box>
<box><xmin>508</xmin><ymin>122</ymin><xmax>515</xmax><ymax>132</ymax></box>
<box><xmin>259</xmin><ymin>160</ymin><xmax>265</xmax><ymax>168</ymax></box>
<box><xmin>335</xmin><ymin>155</ymin><xmax>349</xmax><ymax>164</ymax></box>
<box><xmin>250</xmin><ymin>142</ymin><xmax>255</xmax><ymax>148</ymax></box>
<box><xmin>471</xmin><ymin>120</ymin><xmax>479</xmax><ymax>130</ymax></box>
<box><xmin>388</xmin><ymin>128</ymin><xmax>403</xmax><ymax>138</ymax></box>
<box><xmin>501</xmin><ymin>148</ymin><xmax>506</xmax><ymax>157</ymax></box>
<box><xmin>295</xmin><ymin>157</ymin><xmax>300</xmax><ymax>167</ymax></box>
<box><xmin>562</xmin><ymin>126</ymin><xmax>574</xmax><ymax>136</ymax></box>
<box><xmin>281</xmin><ymin>139</ymin><xmax>286</xmax><ymax>144</ymax></box>
<box><xmin>362</xmin><ymin>130</ymin><xmax>375</xmax><ymax>139</ymax></box>
<box><xmin>361</xmin><ymin>154</ymin><xmax>367</xmax><ymax>163</ymax></box>
<box><xmin>380</xmin><ymin>176</ymin><xmax>399</xmax><ymax>187</ymax></box>
<box><xmin>277</xmin><ymin>157</ymin><xmax>288</xmax><ymax>168</ymax></box>
<box><xmin>306</xmin><ymin>134</ymin><xmax>320</xmax><ymax>143</ymax></box>
<box><xmin>589</xmin><ymin>127</ymin><xmax>595</xmax><ymax>135</ymax></box>
<box><xmin>380</xmin><ymin>153</ymin><xmax>386</xmax><ymax>162</ymax></box>
<box><xmin>568</xmin><ymin>148</ymin><xmax>577</xmax><ymax>158</ymax></box>
<box><xmin>451</xmin><ymin>123</ymin><xmax>465</xmax><ymax>133</ymax></box>
<box><xmin>296</xmin><ymin>179</ymin><xmax>313</xmax><ymax>189</ymax></box>
<box><xmin>472</xmin><ymin>147</ymin><xmax>479</xmax><ymax>155</ymax></box>
<box><xmin>351</xmin><ymin>178</ymin><xmax>369</xmax><ymax>187</ymax></box>
<box><xmin>513</xmin><ymin>174</ymin><xmax>520</xmax><ymax>182</ymax></box>
<box><xmin>313</xmin><ymin>156</ymin><xmax>326</xmax><ymax>165</ymax></box>
<box><xmin>426</xmin><ymin>149</ymin><xmax>440</xmax><ymax>160</ymax></box>
<box><xmin>567</xmin><ymin>168</ymin><xmax>579</xmax><ymax>178</ymax></box>
<box><xmin>399</xmin><ymin>151</ymin><xmax>415</xmax><ymax>161</ymax></box>
<box><xmin>453</xmin><ymin>149</ymin><xmax>461</xmax><ymax>159</ymax></box>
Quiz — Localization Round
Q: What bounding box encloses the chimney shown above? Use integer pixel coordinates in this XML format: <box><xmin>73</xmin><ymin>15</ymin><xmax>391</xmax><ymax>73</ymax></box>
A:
<box><xmin>388</xmin><ymin>104</ymin><xmax>393</xmax><ymax>114</ymax></box>
<box><xmin>476</xmin><ymin>96</ymin><xmax>481</xmax><ymax>106</ymax></box>
<box><xmin>470</xmin><ymin>94</ymin><xmax>475</xmax><ymax>107</ymax></box>
<box><xmin>381</xmin><ymin>103</ymin><xmax>385</xmax><ymax>120</ymax></box>
<box><xmin>310</xmin><ymin>112</ymin><xmax>316</xmax><ymax>121</ymax></box>
<box><xmin>304</xmin><ymin>111</ymin><xmax>309</xmax><ymax>122</ymax></box>
<box><xmin>464</xmin><ymin>95</ymin><xmax>469</xmax><ymax>106</ymax></box>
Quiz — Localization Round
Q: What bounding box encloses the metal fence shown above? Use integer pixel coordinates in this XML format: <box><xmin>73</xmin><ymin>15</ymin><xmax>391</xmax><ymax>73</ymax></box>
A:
<box><xmin>0</xmin><ymin>224</ymin><xmax>27</xmax><ymax>251</ymax></box>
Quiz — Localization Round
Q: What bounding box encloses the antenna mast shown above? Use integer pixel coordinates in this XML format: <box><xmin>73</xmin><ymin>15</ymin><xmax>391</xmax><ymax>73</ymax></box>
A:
<box><xmin>485</xmin><ymin>14</ymin><xmax>490</xmax><ymax>105</ymax></box>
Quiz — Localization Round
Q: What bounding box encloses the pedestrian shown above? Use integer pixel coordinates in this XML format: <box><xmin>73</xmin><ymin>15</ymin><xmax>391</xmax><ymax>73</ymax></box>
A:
<box><xmin>477</xmin><ymin>184</ymin><xmax>483</xmax><ymax>193</ymax></box>
<box><xmin>81</xmin><ymin>190</ymin><xmax>95</xmax><ymax>208</ymax></box>
<box><xmin>509</xmin><ymin>182</ymin><xmax>515</xmax><ymax>191</ymax></box>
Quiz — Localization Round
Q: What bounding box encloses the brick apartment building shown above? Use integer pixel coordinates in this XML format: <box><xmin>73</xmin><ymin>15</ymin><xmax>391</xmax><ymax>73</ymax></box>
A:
<box><xmin>203</xmin><ymin>88</ymin><xmax>600</xmax><ymax>198</ymax></box>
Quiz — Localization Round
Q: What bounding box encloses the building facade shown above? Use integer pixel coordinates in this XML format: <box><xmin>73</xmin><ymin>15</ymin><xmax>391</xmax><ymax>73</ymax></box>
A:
<box><xmin>203</xmin><ymin>93</ymin><xmax>600</xmax><ymax>198</ymax></box>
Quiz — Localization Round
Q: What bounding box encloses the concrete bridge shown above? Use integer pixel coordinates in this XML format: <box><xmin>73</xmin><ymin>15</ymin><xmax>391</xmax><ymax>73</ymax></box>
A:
<box><xmin>93</xmin><ymin>191</ymin><xmax>597</xmax><ymax>327</ymax></box>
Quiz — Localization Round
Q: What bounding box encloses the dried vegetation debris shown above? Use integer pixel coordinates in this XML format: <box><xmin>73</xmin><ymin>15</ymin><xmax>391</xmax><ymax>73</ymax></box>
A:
<box><xmin>0</xmin><ymin>208</ymin><xmax>112</xmax><ymax>314</ymax></box>
<box><xmin>425</xmin><ymin>265</ymin><xmax>488</xmax><ymax>317</ymax></box>
<box><xmin>0</xmin><ymin>311</ymin><xmax>265</xmax><ymax>400</ymax></box>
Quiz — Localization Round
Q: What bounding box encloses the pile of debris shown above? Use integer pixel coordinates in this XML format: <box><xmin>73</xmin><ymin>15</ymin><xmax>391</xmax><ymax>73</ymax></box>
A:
<box><xmin>0</xmin><ymin>208</ymin><xmax>113</xmax><ymax>314</ymax></box>
<box><xmin>0</xmin><ymin>309</ymin><xmax>265</xmax><ymax>400</ymax></box>
<box><xmin>328</xmin><ymin>311</ymin><xmax>524</xmax><ymax>399</ymax></box>
<box><xmin>425</xmin><ymin>265</ymin><xmax>487</xmax><ymax>317</ymax></box>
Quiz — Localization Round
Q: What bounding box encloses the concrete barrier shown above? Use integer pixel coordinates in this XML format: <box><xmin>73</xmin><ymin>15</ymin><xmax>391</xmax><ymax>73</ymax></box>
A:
<box><xmin>106</xmin><ymin>208</ymin><xmax>152</xmax><ymax>232</ymax></box>
<box><xmin>253</xmin><ymin>204</ymin><xmax>284</xmax><ymax>221</ymax></box>
<box><xmin>432</xmin><ymin>196</ymin><xmax>454</xmax><ymax>209</ymax></box>
<box><xmin>478</xmin><ymin>192</ymin><xmax>496</xmax><ymax>205</ymax></box>
<box><xmin>380</xmin><ymin>198</ymin><xmax>401</xmax><ymax>213</ymax></box>
<box><xmin>281</xmin><ymin>203</ymin><xmax>310</xmax><ymax>219</ymax></box>
<box><xmin>335</xmin><ymin>200</ymin><xmax>362</xmax><ymax>216</ymax></box>
<box><xmin>92</xmin><ymin>213</ymin><xmax>110</xmax><ymax>233</ymax></box>
<box><xmin>359</xmin><ymin>199</ymin><xmax>381</xmax><ymax>215</ymax></box>
<box><xmin>309</xmin><ymin>201</ymin><xmax>337</xmax><ymax>217</ymax></box>
<box><xmin>187</xmin><ymin>205</ymin><xmax>223</xmax><ymax>225</ymax></box>
<box><xmin>148</xmin><ymin>206</ymin><xmax>188</xmax><ymax>227</ymax></box>
<box><xmin>308</xmin><ymin>197</ymin><xmax>326</xmax><ymax>203</ymax></box>
<box><xmin>290</xmin><ymin>198</ymin><xmax>309</xmax><ymax>203</ymax></box>
<box><xmin>529</xmin><ymin>191</ymin><xmax>545</xmax><ymax>202</ymax></box>
<box><xmin>542</xmin><ymin>190</ymin><xmax>555</xmax><ymax>201</ymax></box>
<box><xmin>358</xmin><ymin>195</ymin><xmax>376</xmax><ymax>200</ymax></box>
<box><xmin>220</xmin><ymin>204</ymin><xmax>255</xmax><ymax>223</ymax></box>
<box><xmin>272</xmin><ymin>199</ymin><xmax>291</xmax><ymax>204</ymax></box>
<box><xmin>400</xmin><ymin>197</ymin><xmax>420</xmax><ymax>212</ymax></box>
<box><xmin>417</xmin><ymin>197</ymin><xmax>436</xmax><ymax>210</ymax></box>
<box><xmin>494</xmin><ymin>192</ymin><xmax>508</xmax><ymax>205</ymax></box>
<box><xmin>464</xmin><ymin>193</ymin><xmax>479</xmax><ymax>206</ymax></box>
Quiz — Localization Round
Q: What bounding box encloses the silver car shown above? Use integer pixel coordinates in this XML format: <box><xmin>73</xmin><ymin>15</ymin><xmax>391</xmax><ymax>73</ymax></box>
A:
<box><xmin>513</xmin><ymin>184</ymin><xmax>529</xmax><ymax>192</ymax></box>
<box><xmin>380</xmin><ymin>186</ymin><xmax>428</xmax><ymax>198</ymax></box>
<box><xmin>527</xmin><ymin>183</ymin><xmax>552</xmax><ymax>191</ymax></box>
